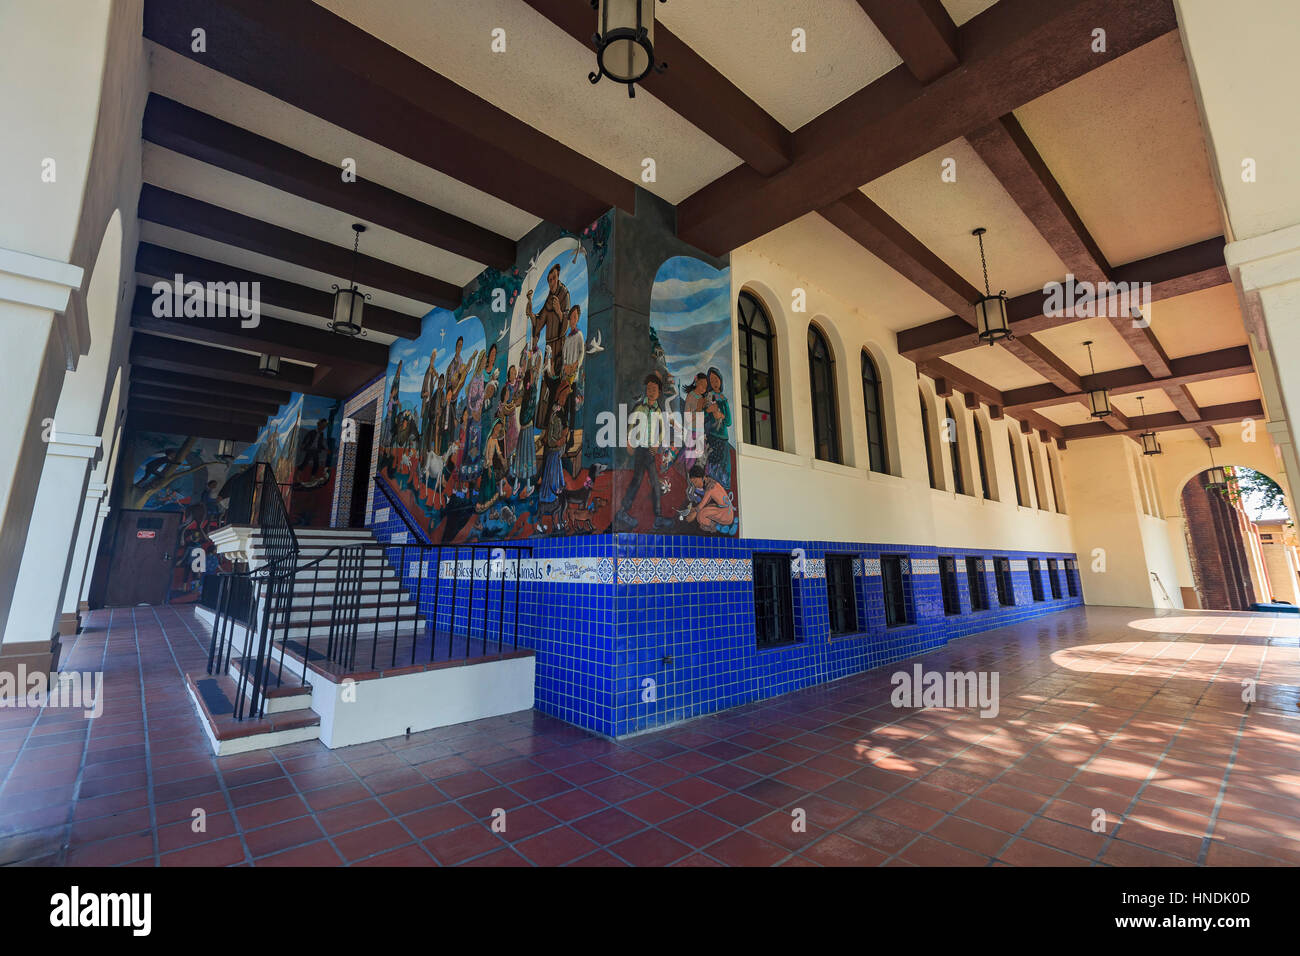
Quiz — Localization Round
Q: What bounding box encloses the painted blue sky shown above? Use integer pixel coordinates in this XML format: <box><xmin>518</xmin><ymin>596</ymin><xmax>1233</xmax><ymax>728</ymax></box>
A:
<box><xmin>650</xmin><ymin>257</ymin><xmax>733</xmax><ymax>411</ymax></box>
<box><xmin>529</xmin><ymin>248</ymin><xmax>589</xmax><ymax>323</ymax></box>
<box><xmin>387</xmin><ymin>308</ymin><xmax>488</xmax><ymax>410</ymax></box>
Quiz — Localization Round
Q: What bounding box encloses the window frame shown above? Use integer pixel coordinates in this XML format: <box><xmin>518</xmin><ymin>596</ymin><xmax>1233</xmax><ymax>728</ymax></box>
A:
<box><xmin>994</xmin><ymin>557</ymin><xmax>1015</xmax><ymax>606</ymax></box>
<box><xmin>974</xmin><ymin>416</ymin><xmax>992</xmax><ymax>500</ymax></box>
<box><xmin>880</xmin><ymin>554</ymin><xmax>910</xmax><ymax>627</ymax></box>
<box><xmin>966</xmin><ymin>556</ymin><xmax>989</xmax><ymax>611</ymax></box>
<box><xmin>1047</xmin><ymin>558</ymin><xmax>1063</xmax><ymax>599</ymax></box>
<box><xmin>752</xmin><ymin>552</ymin><xmax>797</xmax><ymax>648</ymax></box>
<box><xmin>737</xmin><ymin>291</ymin><xmax>779</xmax><ymax>451</ymax></box>
<box><xmin>920</xmin><ymin>392</ymin><xmax>938</xmax><ymax>490</ymax></box>
<box><xmin>807</xmin><ymin>324</ymin><xmax>841</xmax><ymax>464</ymax></box>
<box><xmin>945</xmin><ymin>399</ymin><xmax>966</xmax><ymax>496</ymax></box>
<box><xmin>1027</xmin><ymin>557</ymin><xmax>1045</xmax><ymax>602</ymax></box>
<box><xmin>860</xmin><ymin>350</ymin><xmax>889</xmax><ymax>475</ymax></box>
<box><xmin>825</xmin><ymin>553</ymin><xmax>858</xmax><ymax>635</ymax></box>
<box><xmin>939</xmin><ymin>556</ymin><xmax>961</xmax><ymax>616</ymax></box>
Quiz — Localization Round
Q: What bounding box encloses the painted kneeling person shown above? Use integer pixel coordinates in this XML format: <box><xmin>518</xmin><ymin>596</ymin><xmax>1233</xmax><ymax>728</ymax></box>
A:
<box><xmin>615</xmin><ymin>372</ymin><xmax>675</xmax><ymax>532</ymax></box>
<box><xmin>683</xmin><ymin>463</ymin><xmax>735</xmax><ymax>531</ymax></box>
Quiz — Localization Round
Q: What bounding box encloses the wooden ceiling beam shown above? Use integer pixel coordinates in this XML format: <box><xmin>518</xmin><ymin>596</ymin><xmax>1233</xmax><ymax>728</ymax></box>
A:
<box><xmin>854</xmin><ymin>0</ymin><xmax>960</xmax><ymax>84</ymax></box>
<box><xmin>129</xmin><ymin>285</ymin><xmax>388</xmax><ymax>372</ymax></box>
<box><xmin>135</xmin><ymin>243</ymin><xmax>422</xmax><ymax>340</ymax></box>
<box><xmin>138</xmin><ymin>185</ymin><xmax>460</xmax><ymax>308</ymax></box>
<box><xmin>130</xmin><ymin>333</ymin><xmax>317</xmax><ymax>393</ymax></box>
<box><xmin>130</xmin><ymin>384</ymin><xmax>280</xmax><ymax>419</ymax></box>
<box><xmin>128</xmin><ymin>366</ymin><xmax>292</xmax><ymax>407</ymax></box>
<box><xmin>126</xmin><ymin>411</ymin><xmax>259</xmax><ymax>443</ymax></box>
<box><xmin>1062</xmin><ymin>400</ymin><xmax>1264</xmax><ymax>441</ymax></box>
<box><xmin>898</xmin><ymin>237</ymin><xmax>1229</xmax><ymax>363</ymax></box>
<box><xmin>142</xmin><ymin>0</ymin><xmax>632</xmax><ymax>231</ymax></box>
<box><xmin>129</xmin><ymin>397</ymin><xmax>267</xmax><ymax>428</ymax></box>
<box><xmin>1001</xmin><ymin>345</ymin><xmax>1253</xmax><ymax>414</ymax></box>
<box><xmin>142</xmin><ymin>94</ymin><xmax>515</xmax><ymax>269</ymax></box>
<box><xmin>518</xmin><ymin>0</ymin><xmax>792</xmax><ymax>175</ymax></box>
<box><xmin>678</xmin><ymin>0</ymin><xmax>1178</xmax><ymax>255</ymax></box>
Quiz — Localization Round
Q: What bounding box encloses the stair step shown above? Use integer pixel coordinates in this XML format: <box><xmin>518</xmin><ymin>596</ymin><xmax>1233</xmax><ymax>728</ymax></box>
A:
<box><xmin>185</xmin><ymin>672</ymin><xmax>320</xmax><ymax>756</ymax></box>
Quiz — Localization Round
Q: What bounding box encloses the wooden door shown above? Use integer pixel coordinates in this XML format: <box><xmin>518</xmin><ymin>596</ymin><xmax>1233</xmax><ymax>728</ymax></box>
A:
<box><xmin>104</xmin><ymin>510</ymin><xmax>182</xmax><ymax>606</ymax></box>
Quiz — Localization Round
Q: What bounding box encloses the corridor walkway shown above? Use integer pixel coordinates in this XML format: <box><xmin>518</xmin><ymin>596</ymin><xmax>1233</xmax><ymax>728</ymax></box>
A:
<box><xmin>0</xmin><ymin>605</ymin><xmax>1297</xmax><ymax>866</ymax></box>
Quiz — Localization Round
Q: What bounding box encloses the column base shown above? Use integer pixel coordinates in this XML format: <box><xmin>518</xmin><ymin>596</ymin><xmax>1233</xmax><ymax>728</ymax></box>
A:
<box><xmin>57</xmin><ymin>611</ymin><xmax>79</xmax><ymax>637</ymax></box>
<box><xmin>0</xmin><ymin>635</ymin><xmax>62</xmax><ymax>685</ymax></box>
<box><xmin>78</xmin><ymin>600</ymin><xmax>89</xmax><ymax>613</ymax></box>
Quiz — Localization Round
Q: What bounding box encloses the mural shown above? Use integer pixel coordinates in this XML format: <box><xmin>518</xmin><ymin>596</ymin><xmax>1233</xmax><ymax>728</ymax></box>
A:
<box><xmin>231</xmin><ymin>393</ymin><xmax>342</xmax><ymax>528</ymax></box>
<box><xmin>612</xmin><ymin>256</ymin><xmax>739</xmax><ymax>536</ymax></box>
<box><xmin>122</xmin><ymin>432</ymin><xmax>244</xmax><ymax>604</ymax></box>
<box><xmin>378</xmin><ymin>234</ymin><xmax>613</xmax><ymax>542</ymax></box>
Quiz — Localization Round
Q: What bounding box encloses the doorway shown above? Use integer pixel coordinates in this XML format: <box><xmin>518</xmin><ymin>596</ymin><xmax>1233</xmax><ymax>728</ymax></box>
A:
<box><xmin>103</xmin><ymin>510</ymin><xmax>182</xmax><ymax>606</ymax></box>
<box><xmin>348</xmin><ymin>421</ymin><xmax>375</xmax><ymax>528</ymax></box>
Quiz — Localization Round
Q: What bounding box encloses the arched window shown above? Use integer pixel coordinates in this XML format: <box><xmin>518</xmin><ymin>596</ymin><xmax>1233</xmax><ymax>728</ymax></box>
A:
<box><xmin>1008</xmin><ymin>433</ymin><xmax>1026</xmax><ymax>507</ymax></box>
<box><xmin>1027</xmin><ymin>439</ymin><xmax>1044</xmax><ymax>509</ymax></box>
<box><xmin>737</xmin><ymin>291</ymin><xmax>778</xmax><ymax>450</ymax></box>
<box><xmin>973</xmin><ymin>416</ymin><xmax>991</xmax><ymax>500</ymax></box>
<box><xmin>920</xmin><ymin>392</ymin><xmax>938</xmax><ymax>489</ymax></box>
<box><xmin>807</xmin><ymin>325</ymin><xmax>841</xmax><ymax>463</ymax></box>
<box><xmin>1047</xmin><ymin>448</ymin><xmax>1066</xmax><ymax>514</ymax></box>
<box><xmin>860</xmin><ymin>351</ymin><xmax>888</xmax><ymax>474</ymax></box>
<box><xmin>945</xmin><ymin>399</ymin><xmax>966</xmax><ymax>495</ymax></box>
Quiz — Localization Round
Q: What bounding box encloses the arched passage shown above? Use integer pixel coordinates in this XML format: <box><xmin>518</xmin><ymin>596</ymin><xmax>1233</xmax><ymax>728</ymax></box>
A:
<box><xmin>1179</xmin><ymin>465</ymin><xmax>1296</xmax><ymax>609</ymax></box>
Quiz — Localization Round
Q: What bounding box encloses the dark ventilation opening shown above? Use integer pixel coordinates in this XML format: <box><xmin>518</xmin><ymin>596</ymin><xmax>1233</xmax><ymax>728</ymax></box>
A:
<box><xmin>1047</xmin><ymin>558</ymin><xmax>1063</xmax><ymax>599</ymax></box>
<box><xmin>1065</xmin><ymin>558</ymin><xmax>1079</xmax><ymax>597</ymax></box>
<box><xmin>881</xmin><ymin>555</ymin><xmax>910</xmax><ymax>627</ymax></box>
<box><xmin>939</xmin><ymin>556</ymin><xmax>961</xmax><ymax>616</ymax></box>
<box><xmin>825</xmin><ymin>554</ymin><xmax>858</xmax><ymax>635</ymax></box>
<box><xmin>1028</xmin><ymin>558</ymin><xmax>1045</xmax><ymax>602</ymax></box>
<box><xmin>966</xmin><ymin>557</ymin><xmax>989</xmax><ymax>611</ymax></box>
<box><xmin>994</xmin><ymin>557</ymin><xmax>1015</xmax><ymax>606</ymax></box>
<box><xmin>753</xmin><ymin>553</ymin><xmax>796</xmax><ymax>648</ymax></box>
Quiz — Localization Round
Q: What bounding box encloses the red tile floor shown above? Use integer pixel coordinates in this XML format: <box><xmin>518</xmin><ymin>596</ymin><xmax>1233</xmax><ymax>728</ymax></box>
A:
<box><xmin>1</xmin><ymin>604</ymin><xmax>1298</xmax><ymax>866</ymax></box>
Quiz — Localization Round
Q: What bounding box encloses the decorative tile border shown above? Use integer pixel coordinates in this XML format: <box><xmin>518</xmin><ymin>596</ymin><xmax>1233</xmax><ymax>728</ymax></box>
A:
<box><xmin>620</xmin><ymin>557</ymin><xmax>753</xmax><ymax>585</ymax></box>
<box><xmin>434</xmin><ymin>556</ymin><xmax>615</xmax><ymax>584</ymax></box>
<box><xmin>912</xmin><ymin>557</ymin><xmax>939</xmax><ymax>575</ymax></box>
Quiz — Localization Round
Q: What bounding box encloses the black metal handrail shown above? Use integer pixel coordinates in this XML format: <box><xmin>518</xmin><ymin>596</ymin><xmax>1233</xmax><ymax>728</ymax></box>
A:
<box><xmin>206</xmin><ymin>473</ymin><xmax>532</xmax><ymax>720</ymax></box>
<box><xmin>372</xmin><ymin>475</ymin><xmax>432</xmax><ymax>544</ymax></box>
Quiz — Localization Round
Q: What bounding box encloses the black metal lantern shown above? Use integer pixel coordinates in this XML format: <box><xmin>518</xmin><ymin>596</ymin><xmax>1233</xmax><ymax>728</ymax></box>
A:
<box><xmin>1082</xmin><ymin>340</ymin><xmax>1111</xmax><ymax>418</ymax></box>
<box><xmin>215</xmin><ymin>439</ymin><xmax>236</xmax><ymax>462</ymax></box>
<box><xmin>1205</xmin><ymin>447</ymin><xmax>1228</xmax><ymax>490</ymax></box>
<box><xmin>330</xmin><ymin>223</ymin><xmax>371</xmax><ymax>337</ymax></box>
<box><xmin>1136</xmin><ymin>395</ymin><xmax>1161</xmax><ymax>456</ymax></box>
<box><xmin>589</xmin><ymin>0</ymin><xmax>667</xmax><ymax>97</ymax></box>
<box><xmin>971</xmin><ymin>228</ymin><xmax>1010</xmax><ymax>344</ymax></box>
<box><xmin>258</xmin><ymin>353</ymin><xmax>281</xmax><ymax>377</ymax></box>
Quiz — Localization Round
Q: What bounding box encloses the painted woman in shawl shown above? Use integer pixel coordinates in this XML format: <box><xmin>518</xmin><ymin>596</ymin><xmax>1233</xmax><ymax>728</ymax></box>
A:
<box><xmin>383</xmin><ymin>360</ymin><xmax>403</xmax><ymax>447</ymax></box>
<box><xmin>478</xmin><ymin>419</ymin><xmax>508</xmax><ymax>510</ymax></box>
<box><xmin>703</xmin><ymin>366</ymin><xmax>732</xmax><ymax>489</ymax></box>
<box><xmin>498</xmin><ymin>364</ymin><xmax>521</xmax><ymax>476</ymax></box>
<box><xmin>678</xmin><ymin>372</ymin><xmax>709</xmax><ymax>476</ymax></box>
<box><xmin>516</xmin><ymin>342</ymin><xmax>542</xmax><ymax>484</ymax></box>
<box><xmin>537</xmin><ymin>384</ymin><xmax>578</xmax><ymax>528</ymax></box>
<box><xmin>460</xmin><ymin>350</ymin><xmax>488</xmax><ymax>485</ymax></box>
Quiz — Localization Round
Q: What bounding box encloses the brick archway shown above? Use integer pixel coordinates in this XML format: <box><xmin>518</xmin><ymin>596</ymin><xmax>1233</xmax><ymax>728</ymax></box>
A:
<box><xmin>1180</xmin><ymin>469</ymin><xmax>1258</xmax><ymax>610</ymax></box>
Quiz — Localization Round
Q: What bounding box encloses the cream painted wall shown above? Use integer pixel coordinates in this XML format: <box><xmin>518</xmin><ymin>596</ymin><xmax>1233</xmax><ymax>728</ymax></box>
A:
<box><xmin>728</xmin><ymin>248</ymin><xmax>1073</xmax><ymax>552</ymax></box>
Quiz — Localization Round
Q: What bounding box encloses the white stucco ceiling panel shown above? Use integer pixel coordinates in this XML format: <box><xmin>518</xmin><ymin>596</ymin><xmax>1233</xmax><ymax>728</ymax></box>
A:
<box><xmin>862</xmin><ymin>139</ymin><xmax>1070</xmax><ymax>300</ymax></box>
<box><xmin>1033</xmin><ymin>316</ymin><xmax>1140</xmax><ymax>376</ymax></box>
<box><xmin>1185</xmin><ymin>373</ymin><xmax>1262</xmax><ymax>409</ymax></box>
<box><xmin>1015</xmin><ymin>32</ymin><xmax>1223</xmax><ymax>267</ymax></box>
<box><xmin>142</xmin><ymin>144</ymin><xmax>484</xmax><ymax>288</ymax></box>
<box><xmin>657</xmin><ymin>0</ymin><xmax>902</xmax><ymax>131</ymax></box>
<box><xmin>1145</xmin><ymin>284</ymin><xmax>1248</xmax><ymax>360</ymax></box>
<box><xmin>946</xmin><ymin>344</ymin><xmax>1049</xmax><ymax>392</ymax></box>
<box><xmin>743</xmin><ymin>212</ymin><xmax>955</xmax><ymax>333</ymax></box>
<box><xmin>314</xmin><ymin>0</ymin><xmax>739</xmax><ymax>204</ymax></box>
<box><xmin>148</xmin><ymin>42</ymin><xmax>541</xmax><ymax>242</ymax></box>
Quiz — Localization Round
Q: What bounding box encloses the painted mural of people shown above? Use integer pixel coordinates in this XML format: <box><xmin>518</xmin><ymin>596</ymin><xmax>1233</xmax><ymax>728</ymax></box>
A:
<box><xmin>498</xmin><ymin>364</ymin><xmax>521</xmax><ymax>474</ymax></box>
<box><xmin>614</xmin><ymin>372</ymin><xmax>675</xmax><ymax>532</ymax></box>
<box><xmin>419</xmin><ymin>346</ymin><xmax>439</xmax><ymax>458</ymax></box>
<box><xmin>537</xmin><ymin>383</ymin><xmax>578</xmax><ymax>527</ymax></box>
<box><xmin>460</xmin><ymin>350</ymin><xmax>487</xmax><ymax>484</ymax></box>
<box><xmin>137</xmin><ymin>447</ymin><xmax>180</xmax><ymax>487</ymax></box>
<box><xmin>297</xmin><ymin>420</ymin><xmax>329</xmax><ymax>477</ymax></box>
<box><xmin>683</xmin><ymin>463</ymin><xmax>735</xmax><ymax>532</ymax></box>
<box><xmin>703</xmin><ymin>366</ymin><xmax>732</xmax><ymax>490</ymax></box>
<box><xmin>384</xmin><ymin>360</ymin><xmax>403</xmax><ymax>447</ymax></box>
<box><xmin>516</xmin><ymin>343</ymin><xmax>541</xmax><ymax>483</ymax></box>
<box><xmin>526</xmin><ymin>263</ymin><xmax>570</xmax><ymax>361</ymax></box>
<box><xmin>679</xmin><ymin>372</ymin><xmax>709</xmax><ymax>475</ymax></box>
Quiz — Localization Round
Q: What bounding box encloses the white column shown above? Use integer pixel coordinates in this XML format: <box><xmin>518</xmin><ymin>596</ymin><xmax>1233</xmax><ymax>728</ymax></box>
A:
<box><xmin>80</xmin><ymin>500</ymin><xmax>112</xmax><ymax>607</ymax></box>
<box><xmin>59</xmin><ymin>480</ymin><xmax>109</xmax><ymax>630</ymax></box>
<box><xmin>2</xmin><ymin>433</ymin><xmax>101</xmax><ymax>647</ymax></box>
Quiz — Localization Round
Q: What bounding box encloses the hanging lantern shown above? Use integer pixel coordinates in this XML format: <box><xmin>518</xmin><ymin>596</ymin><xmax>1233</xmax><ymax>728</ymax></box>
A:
<box><xmin>589</xmin><ymin>0</ymin><xmax>667</xmax><ymax>98</ymax></box>
<box><xmin>1082</xmin><ymin>340</ymin><xmax>1110</xmax><ymax>418</ymax></box>
<box><xmin>1136</xmin><ymin>395</ymin><xmax>1161</xmax><ymax>455</ymax></box>
<box><xmin>330</xmin><ymin>223</ymin><xmax>371</xmax><ymax>337</ymax></box>
<box><xmin>971</xmin><ymin>228</ymin><xmax>1010</xmax><ymax>344</ymax></box>
<box><xmin>216</xmin><ymin>439</ymin><xmax>236</xmax><ymax>462</ymax></box>
<box><xmin>1204</xmin><ymin>444</ymin><xmax>1228</xmax><ymax>489</ymax></box>
<box><xmin>258</xmin><ymin>354</ymin><xmax>281</xmax><ymax>377</ymax></box>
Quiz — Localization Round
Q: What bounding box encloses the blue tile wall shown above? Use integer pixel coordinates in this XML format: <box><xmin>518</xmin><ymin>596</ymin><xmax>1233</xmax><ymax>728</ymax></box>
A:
<box><xmin>367</xmin><ymin>492</ymin><xmax>1082</xmax><ymax>739</ymax></box>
